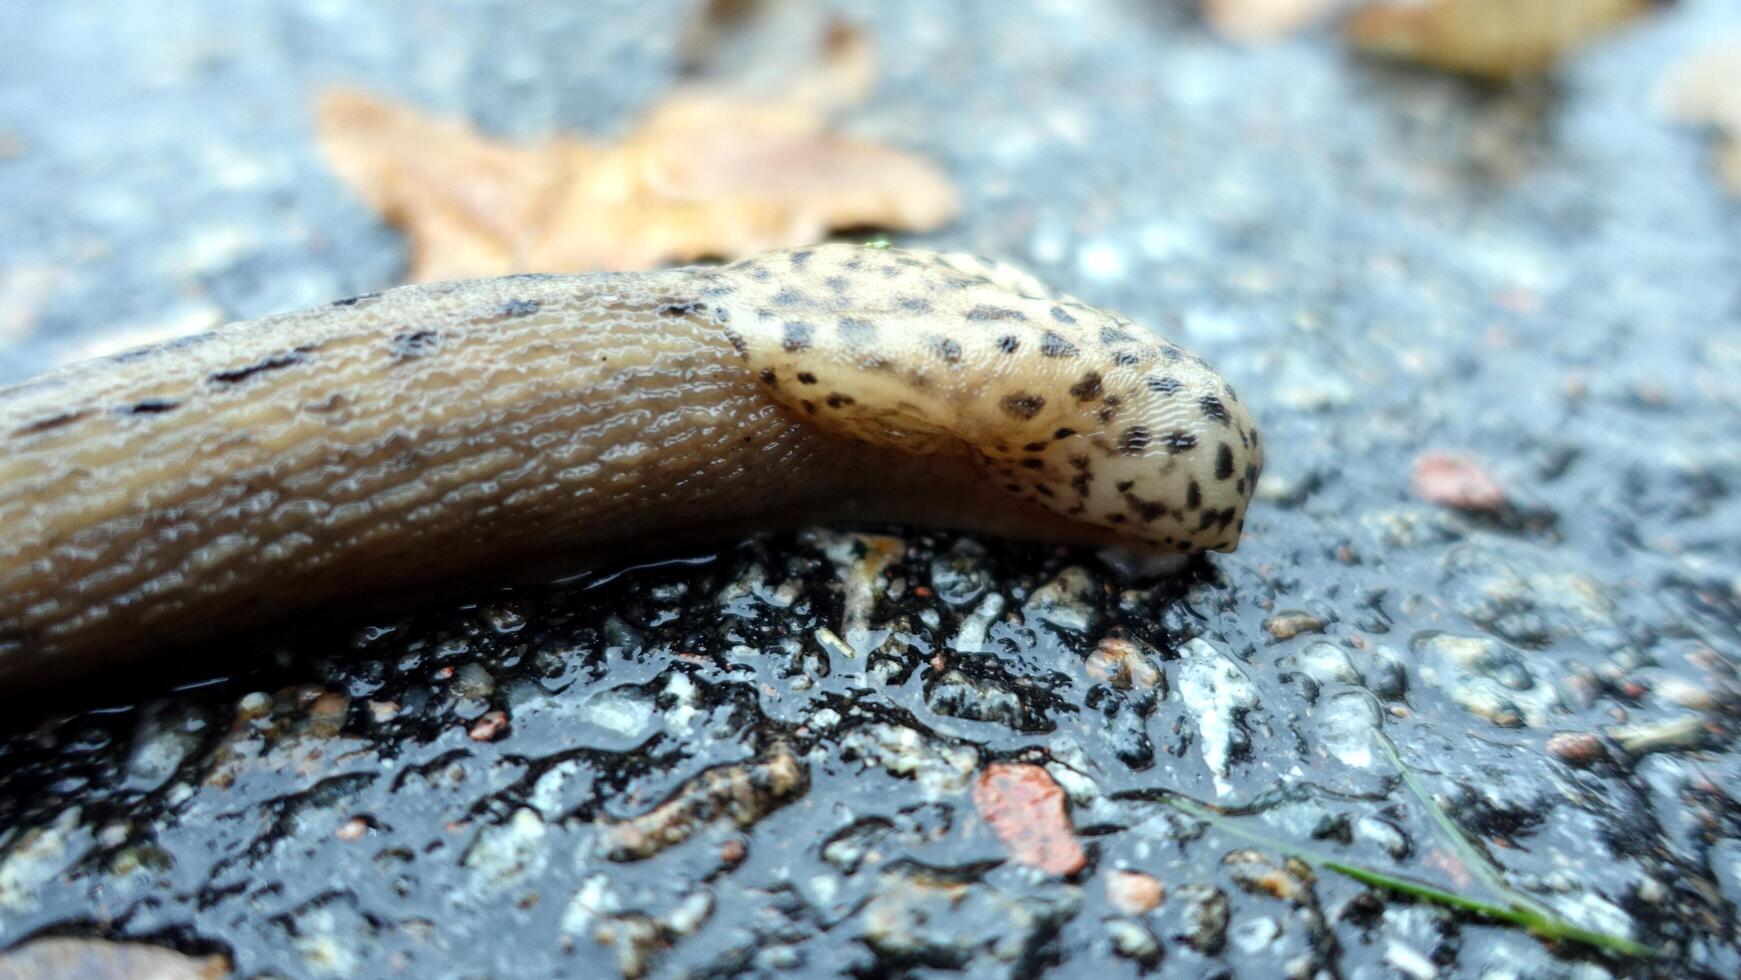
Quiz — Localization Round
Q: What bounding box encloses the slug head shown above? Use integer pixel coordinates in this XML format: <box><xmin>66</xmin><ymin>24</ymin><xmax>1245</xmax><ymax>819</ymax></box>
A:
<box><xmin>718</xmin><ymin>244</ymin><xmax>1262</xmax><ymax>553</ymax></box>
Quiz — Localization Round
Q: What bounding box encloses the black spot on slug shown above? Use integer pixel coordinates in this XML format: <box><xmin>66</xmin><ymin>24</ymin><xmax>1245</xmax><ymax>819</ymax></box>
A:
<box><xmin>124</xmin><ymin>398</ymin><xmax>178</xmax><ymax>416</ymax></box>
<box><xmin>967</xmin><ymin>305</ymin><xmax>1024</xmax><ymax>321</ymax></box>
<box><xmin>1023</xmin><ymin>441</ymin><xmax>1048</xmax><ymax>452</ymax></box>
<box><xmin>1186</xmin><ymin>480</ymin><xmax>1202</xmax><ymax>509</ymax></box>
<box><xmin>1162</xmin><ymin>430</ymin><xmax>1198</xmax><ymax>453</ymax></box>
<box><xmin>724</xmin><ymin>327</ymin><xmax>748</xmax><ymax>358</ymax></box>
<box><xmin>1021</xmin><ymin>458</ymin><xmax>1045</xmax><ymax>470</ymax></box>
<box><xmin>760</xmin><ymin>369</ymin><xmax>778</xmax><ymax>386</ymax></box>
<box><xmin>1200</xmin><ymin>394</ymin><xmax>1230</xmax><ymax>424</ymax></box>
<box><xmin>826</xmin><ymin>393</ymin><xmax>855</xmax><ymax>408</ymax></box>
<box><xmin>898</xmin><ymin>297</ymin><xmax>932</xmax><ymax>313</ymax></box>
<box><xmin>1070</xmin><ymin>372</ymin><xmax>1104</xmax><ymax>401</ymax></box>
<box><xmin>1147</xmin><ymin>375</ymin><xmax>1182</xmax><ymax>395</ymax></box>
<box><xmin>388</xmin><ymin>329</ymin><xmax>439</xmax><ymax>361</ymax></box>
<box><xmin>1100</xmin><ymin>325</ymin><xmax>1135</xmax><ymax>344</ymax></box>
<box><xmin>1115</xmin><ymin>480</ymin><xmax>1134</xmax><ymax>493</ymax></box>
<box><xmin>1039</xmin><ymin>331</ymin><xmax>1079</xmax><ymax>358</ymax></box>
<box><xmin>1117</xmin><ymin>426</ymin><xmax>1151</xmax><ymax>454</ymax></box>
<box><xmin>504</xmin><ymin>299</ymin><xmax>543</xmax><ymax>317</ymax></box>
<box><xmin>1000</xmin><ymin>393</ymin><xmax>1046</xmax><ymax>420</ymax></box>
<box><xmin>1053</xmin><ymin>427</ymin><xmax>1076</xmax><ymax>439</ymax></box>
<box><xmin>1127</xmin><ymin>496</ymin><xmax>1166</xmax><ymax>522</ymax></box>
<box><xmin>797</xmin><ymin>372</ymin><xmax>818</xmax><ymax>385</ymax></box>
<box><xmin>15</xmin><ymin>409</ymin><xmax>91</xmax><ymax>436</ymax></box>
<box><xmin>772</xmin><ymin>289</ymin><xmax>806</xmax><ymax>306</ymax></box>
<box><xmin>1161</xmin><ymin>346</ymin><xmax>1183</xmax><ymax>362</ymax></box>
<box><xmin>331</xmin><ymin>291</ymin><xmax>382</xmax><ymax>308</ymax></box>
<box><xmin>211</xmin><ymin>351</ymin><xmax>307</xmax><ymax>385</ymax></box>
<box><xmin>996</xmin><ymin>335</ymin><xmax>1020</xmax><ymax>354</ymax></box>
<box><xmin>1216</xmin><ymin>443</ymin><xmax>1235</xmax><ymax>480</ymax></box>
<box><xmin>929</xmin><ymin>336</ymin><xmax>963</xmax><ymax>363</ymax></box>
<box><xmin>782</xmin><ymin>322</ymin><xmax>815</xmax><ymax>353</ymax></box>
<box><xmin>1050</xmin><ymin>306</ymin><xmax>1076</xmax><ymax>324</ymax></box>
<box><xmin>790</xmin><ymin>249</ymin><xmax>814</xmax><ymax>269</ymax></box>
<box><xmin>1113</xmin><ymin>352</ymin><xmax>1141</xmax><ymax>367</ymax></box>
<box><xmin>657</xmin><ymin>301</ymin><xmax>699</xmax><ymax>317</ymax></box>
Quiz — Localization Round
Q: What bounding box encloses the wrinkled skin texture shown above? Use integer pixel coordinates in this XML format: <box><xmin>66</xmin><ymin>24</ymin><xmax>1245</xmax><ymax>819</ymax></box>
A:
<box><xmin>0</xmin><ymin>244</ymin><xmax>1259</xmax><ymax>685</ymax></box>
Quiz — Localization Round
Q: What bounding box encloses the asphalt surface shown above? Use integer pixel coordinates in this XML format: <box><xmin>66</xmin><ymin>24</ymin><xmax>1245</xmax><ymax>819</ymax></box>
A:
<box><xmin>1</xmin><ymin>1</ymin><xmax>1738</xmax><ymax>977</ymax></box>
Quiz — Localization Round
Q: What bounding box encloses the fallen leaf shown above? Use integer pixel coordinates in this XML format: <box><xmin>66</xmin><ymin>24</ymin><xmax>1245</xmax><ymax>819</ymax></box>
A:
<box><xmin>1411</xmin><ymin>451</ymin><xmax>1507</xmax><ymax>512</ymax></box>
<box><xmin>1346</xmin><ymin>0</ymin><xmax>1659</xmax><ymax>80</ymax></box>
<box><xmin>1203</xmin><ymin>0</ymin><xmax>1343</xmax><ymax>44</ymax></box>
<box><xmin>972</xmin><ymin>762</ymin><xmax>1087</xmax><ymax>876</ymax></box>
<box><xmin>0</xmin><ymin>938</ymin><xmax>227</xmax><ymax>980</ymax></box>
<box><xmin>317</xmin><ymin>14</ymin><xmax>955</xmax><ymax>281</ymax></box>
<box><xmin>1655</xmin><ymin>39</ymin><xmax>1741</xmax><ymax>196</ymax></box>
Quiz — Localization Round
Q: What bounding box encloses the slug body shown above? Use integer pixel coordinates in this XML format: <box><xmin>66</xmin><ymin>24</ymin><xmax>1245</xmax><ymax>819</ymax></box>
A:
<box><xmin>0</xmin><ymin>245</ymin><xmax>1260</xmax><ymax>685</ymax></box>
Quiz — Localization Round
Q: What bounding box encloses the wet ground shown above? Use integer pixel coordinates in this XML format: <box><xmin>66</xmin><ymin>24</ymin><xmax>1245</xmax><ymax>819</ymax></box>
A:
<box><xmin>2</xmin><ymin>1</ymin><xmax>1740</xmax><ymax>977</ymax></box>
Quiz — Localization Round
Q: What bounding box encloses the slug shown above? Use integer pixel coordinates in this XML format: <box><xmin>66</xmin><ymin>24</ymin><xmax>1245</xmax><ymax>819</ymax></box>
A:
<box><xmin>0</xmin><ymin>244</ymin><xmax>1261</xmax><ymax>686</ymax></box>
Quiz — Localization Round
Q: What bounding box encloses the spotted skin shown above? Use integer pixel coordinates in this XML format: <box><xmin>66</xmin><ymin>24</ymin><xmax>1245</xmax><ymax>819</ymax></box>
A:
<box><xmin>723</xmin><ymin>245</ymin><xmax>1262</xmax><ymax>553</ymax></box>
<box><xmin>0</xmin><ymin>244</ymin><xmax>1259</xmax><ymax>685</ymax></box>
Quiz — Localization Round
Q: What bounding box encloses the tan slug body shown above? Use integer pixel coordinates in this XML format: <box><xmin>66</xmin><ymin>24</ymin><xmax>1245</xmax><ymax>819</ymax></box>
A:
<box><xmin>0</xmin><ymin>244</ymin><xmax>1260</xmax><ymax>685</ymax></box>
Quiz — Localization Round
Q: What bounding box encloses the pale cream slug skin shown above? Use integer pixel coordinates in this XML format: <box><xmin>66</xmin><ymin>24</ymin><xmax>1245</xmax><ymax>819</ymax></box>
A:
<box><xmin>0</xmin><ymin>244</ymin><xmax>1260</xmax><ymax>684</ymax></box>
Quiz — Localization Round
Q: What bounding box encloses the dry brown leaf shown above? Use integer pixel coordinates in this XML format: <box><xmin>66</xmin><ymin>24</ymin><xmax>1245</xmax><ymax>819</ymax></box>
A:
<box><xmin>1346</xmin><ymin>0</ymin><xmax>1659</xmax><ymax>79</ymax></box>
<box><xmin>1655</xmin><ymin>39</ymin><xmax>1741</xmax><ymax>195</ymax></box>
<box><xmin>0</xmin><ymin>938</ymin><xmax>228</xmax><ymax>980</ymax></box>
<box><xmin>1203</xmin><ymin>0</ymin><xmax>1343</xmax><ymax>44</ymax></box>
<box><xmin>317</xmin><ymin>16</ymin><xmax>954</xmax><ymax>281</ymax></box>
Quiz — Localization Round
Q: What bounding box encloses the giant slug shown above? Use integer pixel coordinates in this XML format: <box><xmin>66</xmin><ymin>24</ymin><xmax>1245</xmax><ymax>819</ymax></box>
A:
<box><xmin>0</xmin><ymin>244</ymin><xmax>1261</xmax><ymax>686</ymax></box>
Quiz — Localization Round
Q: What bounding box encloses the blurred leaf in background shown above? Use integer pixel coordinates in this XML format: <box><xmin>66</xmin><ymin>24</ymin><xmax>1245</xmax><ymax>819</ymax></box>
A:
<box><xmin>317</xmin><ymin>0</ymin><xmax>956</xmax><ymax>282</ymax></box>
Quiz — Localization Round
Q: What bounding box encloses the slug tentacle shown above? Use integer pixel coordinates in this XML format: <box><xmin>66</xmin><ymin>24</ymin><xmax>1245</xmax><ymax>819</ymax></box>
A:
<box><xmin>721</xmin><ymin>244</ymin><xmax>1262</xmax><ymax>553</ymax></box>
<box><xmin>0</xmin><ymin>243</ymin><xmax>1259</xmax><ymax>685</ymax></box>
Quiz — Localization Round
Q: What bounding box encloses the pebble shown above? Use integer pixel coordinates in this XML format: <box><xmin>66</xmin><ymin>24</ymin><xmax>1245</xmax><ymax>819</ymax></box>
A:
<box><xmin>1354</xmin><ymin>646</ymin><xmax>1410</xmax><ymax>700</ymax></box>
<box><xmin>1170</xmin><ymin>883</ymin><xmax>1230</xmax><ymax>954</ymax></box>
<box><xmin>1105</xmin><ymin>869</ymin><xmax>1166</xmax><ymax>914</ymax></box>
<box><xmin>1545</xmin><ymin>731</ymin><xmax>1610</xmax><ymax>767</ymax></box>
<box><xmin>927</xmin><ymin>669</ymin><xmax>1030</xmax><ymax>729</ymax></box>
<box><xmin>1296</xmin><ymin>641</ymin><xmax>1362</xmax><ymax>686</ymax></box>
<box><xmin>1606</xmin><ymin>715</ymin><xmax>1708</xmax><ymax>756</ymax></box>
<box><xmin>1085</xmin><ymin>636</ymin><xmax>1164</xmax><ymax>690</ymax></box>
<box><xmin>840</xmin><ymin>723</ymin><xmax>979</xmax><ymax>797</ymax></box>
<box><xmin>972</xmin><ymin>763</ymin><xmax>1087</xmax><ymax>876</ymax></box>
<box><xmin>1315</xmin><ymin>691</ymin><xmax>1383</xmax><ymax>768</ymax></box>
<box><xmin>0</xmin><ymin>938</ymin><xmax>229</xmax><ymax>980</ymax></box>
<box><xmin>1354</xmin><ymin>815</ymin><xmax>1411</xmax><ymax>859</ymax></box>
<box><xmin>1023</xmin><ymin>566</ymin><xmax>1099</xmax><ymax>633</ymax></box>
<box><xmin>1177</xmin><ymin>637</ymin><xmax>1260</xmax><ymax>796</ymax></box>
<box><xmin>600</xmin><ymin>746</ymin><xmax>807</xmax><ymax>861</ymax></box>
<box><xmin>1105</xmin><ymin>916</ymin><xmax>1163</xmax><ymax>966</ymax></box>
<box><xmin>461</xmin><ymin>807</ymin><xmax>547</xmax><ymax>894</ymax></box>
<box><xmin>1224</xmin><ymin>849</ymin><xmax>1313</xmax><ymax>904</ymax></box>
<box><xmin>1264</xmin><ymin>610</ymin><xmax>1326</xmax><ymax>640</ymax></box>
